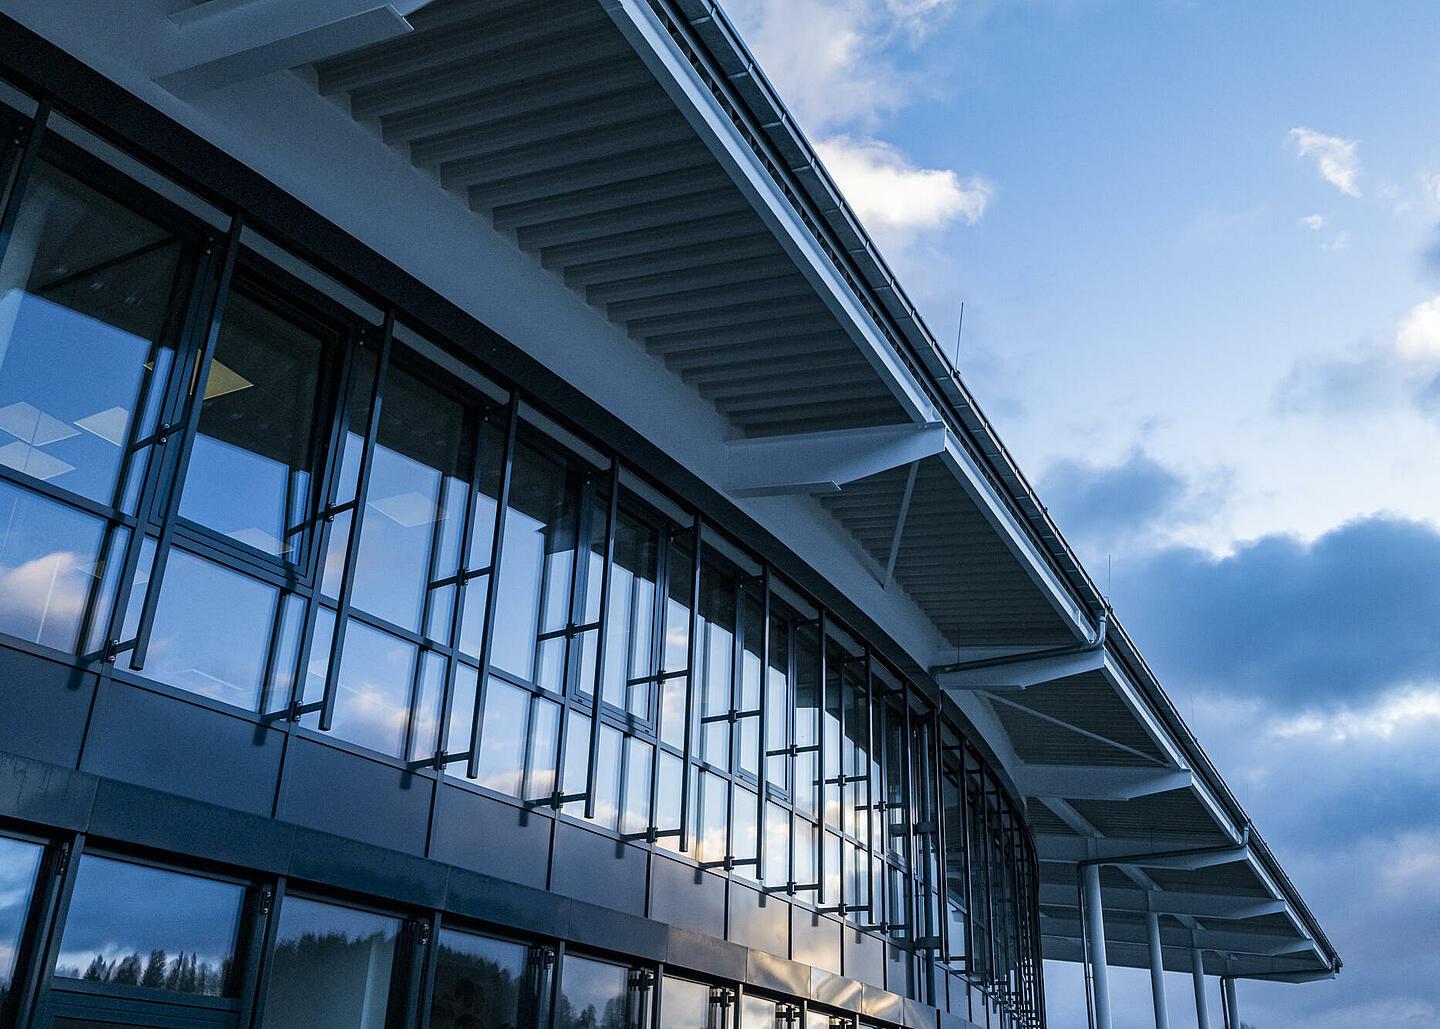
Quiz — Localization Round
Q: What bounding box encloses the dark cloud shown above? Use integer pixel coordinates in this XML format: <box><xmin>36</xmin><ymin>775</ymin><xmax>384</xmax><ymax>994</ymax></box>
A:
<box><xmin>1038</xmin><ymin>449</ymin><xmax>1188</xmax><ymax>546</ymax></box>
<box><xmin>1114</xmin><ymin>515</ymin><xmax>1440</xmax><ymax>708</ymax></box>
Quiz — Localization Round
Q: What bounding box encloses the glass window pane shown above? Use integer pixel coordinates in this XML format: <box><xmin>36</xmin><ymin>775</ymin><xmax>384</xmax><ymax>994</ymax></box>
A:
<box><xmin>554</xmin><ymin>955</ymin><xmax>627</xmax><ymax>1029</ymax></box>
<box><xmin>55</xmin><ymin>855</ymin><xmax>244</xmax><ymax>997</ymax></box>
<box><xmin>430</xmin><ymin>929</ymin><xmax>529</xmax><ymax>1029</ymax></box>
<box><xmin>697</xmin><ymin>556</ymin><xmax>736</xmax><ymax>769</ymax></box>
<box><xmin>600</xmin><ymin>507</ymin><xmax>658</xmax><ymax>716</ymax></box>
<box><xmin>0</xmin><ymin>835</ymin><xmax>43</xmax><ymax>1008</ymax></box>
<box><xmin>261</xmin><ymin>896</ymin><xmax>400</xmax><ymax>1029</ymax></box>
<box><xmin>741</xmin><ymin>995</ymin><xmax>775</xmax><ymax>1029</ymax></box>
<box><xmin>620</xmin><ymin>736</ymin><xmax>652</xmax><ymax>837</ymax></box>
<box><xmin>320</xmin><ymin>347</ymin><xmax>377</xmax><ymax>599</ymax></box>
<box><xmin>0</xmin><ymin>159</ymin><xmax>184</xmax><ymax>508</ymax></box>
<box><xmin>142</xmin><ymin>547</ymin><xmax>281</xmax><ymax>711</ymax></box>
<box><xmin>659</xmin><ymin>977</ymin><xmax>710</xmax><ymax>1029</ymax></box>
<box><xmin>491</xmin><ymin>437</ymin><xmax>579</xmax><ymax>686</ymax></box>
<box><xmin>560</xmin><ymin>714</ymin><xmax>619</xmax><ymax>824</ymax></box>
<box><xmin>474</xmin><ymin>677</ymin><xmax>528</xmax><ymax>796</ymax></box>
<box><xmin>0</xmin><ymin>478</ymin><xmax>111</xmax><ymax>652</ymax></box>
<box><xmin>349</xmin><ymin>364</ymin><xmax>470</xmax><ymax>635</ymax></box>
<box><xmin>179</xmin><ymin>289</ymin><xmax>324</xmax><ymax>560</ymax></box>
<box><xmin>318</xmin><ymin>619</ymin><xmax>417</xmax><ymax>758</ymax></box>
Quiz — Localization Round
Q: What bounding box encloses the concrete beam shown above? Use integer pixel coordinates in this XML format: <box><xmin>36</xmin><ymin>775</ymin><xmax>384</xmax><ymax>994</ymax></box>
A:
<box><xmin>724</xmin><ymin>421</ymin><xmax>945</xmax><ymax>497</ymax></box>
<box><xmin>157</xmin><ymin>0</ymin><xmax>427</xmax><ymax>97</ymax></box>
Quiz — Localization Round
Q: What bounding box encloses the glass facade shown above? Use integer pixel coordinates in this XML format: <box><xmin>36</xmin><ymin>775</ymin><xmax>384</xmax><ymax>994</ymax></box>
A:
<box><xmin>0</xmin><ymin>83</ymin><xmax>1044</xmax><ymax>1029</ymax></box>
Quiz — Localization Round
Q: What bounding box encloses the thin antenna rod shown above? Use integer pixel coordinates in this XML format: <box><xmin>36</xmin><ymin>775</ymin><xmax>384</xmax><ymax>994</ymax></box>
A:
<box><xmin>953</xmin><ymin>301</ymin><xmax>965</xmax><ymax>369</ymax></box>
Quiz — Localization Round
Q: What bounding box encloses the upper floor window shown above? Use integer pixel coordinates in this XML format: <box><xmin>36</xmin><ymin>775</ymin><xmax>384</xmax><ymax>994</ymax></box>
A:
<box><xmin>177</xmin><ymin>283</ymin><xmax>330</xmax><ymax>561</ymax></box>
<box><xmin>0</xmin><ymin>156</ymin><xmax>188</xmax><ymax>510</ymax></box>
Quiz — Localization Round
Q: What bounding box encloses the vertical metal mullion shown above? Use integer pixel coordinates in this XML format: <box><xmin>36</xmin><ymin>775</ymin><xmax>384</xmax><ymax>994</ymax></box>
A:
<box><xmin>678</xmin><ymin>513</ymin><xmax>703</xmax><ymax>853</ymax></box>
<box><xmin>932</xmin><ymin>709</ymin><xmax>950</xmax><ymax>962</ymax></box>
<box><xmin>548</xmin><ymin>461</ymin><xmax>592</xmax><ymax>804</ymax></box>
<box><xmin>785</xmin><ymin>618</ymin><xmax>796</xmax><ymax>890</ymax></box>
<box><xmin>863</xmin><ymin>646</ymin><xmax>878</xmax><ymax>924</ymax></box>
<box><xmin>900</xmin><ymin>687</ymin><xmax>917</xmax><ymax>942</ymax></box>
<box><xmin>465</xmin><ymin>393</ymin><xmax>519</xmax><ymax>778</ymax></box>
<box><xmin>12</xmin><ymin>829</ymin><xmax>78</xmax><ymax>1029</ymax></box>
<box><xmin>958</xmin><ymin>742</ymin><xmax>975</xmax><ymax>971</ymax></box>
<box><xmin>982</xmin><ymin>771</ymin><xmax>999</xmax><ymax>994</ymax></box>
<box><xmin>583</xmin><ymin>458</ymin><xmax>621</xmax><ymax>818</ymax></box>
<box><xmin>642</xmin><ymin>529</ymin><xmax>670</xmax><ymax>836</ymax></box>
<box><xmin>722</xmin><ymin>574</ymin><xmax>741</xmax><ymax>866</ymax></box>
<box><xmin>128</xmin><ymin>213</ymin><xmax>244</xmax><ymax>670</ymax></box>
<box><xmin>315</xmin><ymin>313</ymin><xmax>392</xmax><ymax>728</ymax></box>
<box><xmin>755</xmin><ymin>565</ymin><xmax>770</xmax><ymax>881</ymax></box>
<box><xmin>815</xmin><ymin>609</ymin><xmax>828</xmax><ymax>904</ymax></box>
<box><xmin>434</xmin><ymin>402</ymin><xmax>488</xmax><ymax>762</ymax></box>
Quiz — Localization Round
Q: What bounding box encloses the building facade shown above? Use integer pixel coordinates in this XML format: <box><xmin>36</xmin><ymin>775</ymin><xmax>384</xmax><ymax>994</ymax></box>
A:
<box><xmin>0</xmin><ymin>3</ymin><xmax>1335</xmax><ymax>1029</ymax></box>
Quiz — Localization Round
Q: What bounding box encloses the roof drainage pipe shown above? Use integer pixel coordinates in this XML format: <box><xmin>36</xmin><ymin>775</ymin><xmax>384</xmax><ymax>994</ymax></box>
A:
<box><xmin>1074</xmin><ymin>829</ymin><xmax>1252</xmax><ymax>1029</ymax></box>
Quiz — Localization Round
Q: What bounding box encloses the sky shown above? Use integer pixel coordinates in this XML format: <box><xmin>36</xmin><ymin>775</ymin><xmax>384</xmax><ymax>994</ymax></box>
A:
<box><xmin>719</xmin><ymin>1</ymin><xmax>1440</xmax><ymax>1026</ymax></box>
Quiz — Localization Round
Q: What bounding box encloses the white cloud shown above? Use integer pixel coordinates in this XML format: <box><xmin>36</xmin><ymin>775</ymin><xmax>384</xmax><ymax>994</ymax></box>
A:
<box><xmin>1270</xmin><ymin>684</ymin><xmax>1440</xmax><ymax>741</ymax></box>
<box><xmin>1287</xmin><ymin>126</ymin><xmax>1362</xmax><ymax>197</ymax></box>
<box><xmin>1425</xmin><ymin>173</ymin><xmax>1440</xmax><ymax>205</ymax></box>
<box><xmin>1297</xmin><ymin>213</ymin><xmax>1325</xmax><ymax>230</ymax></box>
<box><xmin>1397</xmin><ymin>295</ymin><xmax>1440</xmax><ymax>362</ymax></box>
<box><xmin>816</xmin><ymin>135</ymin><xmax>992</xmax><ymax>237</ymax></box>
<box><xmin>1325</xmin><ymin>228</ymin><xmax>1350</xmax><ymax>251</ymax></box>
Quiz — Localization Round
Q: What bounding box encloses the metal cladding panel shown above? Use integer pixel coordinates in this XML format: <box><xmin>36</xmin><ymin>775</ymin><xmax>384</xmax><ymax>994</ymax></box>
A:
<box><xmin>550</xmin><ymin>821</ymin><xmax>649</xmax><ymax>917</ymax></box>
<box><xmin>0</xmin><ymin>645</ymin><xmax>94</xmax><ymax>766</ymax></box>
<box><xmin>80</xmin><ymin>680</ymin><xmax>284</xmax><ymax>817</ymax></box>
<box><xmin>651</xmin><ymin>854</ymin><xmax>726</xmax><ymax>938</ymax></box>
<box><xmin>429</xmin><ymin>781</ymin><xmax>554</xmax><ymax>889</ymax></box>
<box><xmin>729</xmin><ymin>881</ymin><xmax>790</xmax><ymax>961</ymax></box>
<box><xmin>275</xmin><ymin>736</ymin><xmax>434</xmax><ymax>856</ymax></box>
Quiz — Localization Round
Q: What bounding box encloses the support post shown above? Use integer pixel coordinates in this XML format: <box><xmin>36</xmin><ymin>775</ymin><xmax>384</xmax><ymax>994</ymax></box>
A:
<box><xmin>1146</xmin><ymin>912</ymin><xmax>1169</xmax><ymax>1029</ymax></box>
<box><xmin>1222</xmin><ymin>977</ymin><xmax>1240</xmax><ymax>1029</ymax></box>
<box><xmin>1192</xmin><ymin>947</ymin><xmax>1211</xmax><ymax>1029</ymax></box>
<box><xmin>1082</xmin><ymin>863</ymin><xmax>1112</xmax><ymax>1029</ymax></box>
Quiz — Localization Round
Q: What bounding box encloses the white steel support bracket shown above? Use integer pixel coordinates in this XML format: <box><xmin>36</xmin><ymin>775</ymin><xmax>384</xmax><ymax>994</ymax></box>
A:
<box><xmin>1016</xmin><ymin>763</ymin><xmax>1193</xmax><ymax>801</ymax></box>
<box><xmin>724</xmin><ymin>421</ymin><xmax>945</xmax><ymax>498</ymax></box>
<box><xmin>156</xmin><ymin>0</ymin><xmax>431</xmax><ymax>98</ymax></box>
<box><xmin>936</xmin><ymin>644</ymin><xmax>1106</xmax><ymax>691</ymax></box>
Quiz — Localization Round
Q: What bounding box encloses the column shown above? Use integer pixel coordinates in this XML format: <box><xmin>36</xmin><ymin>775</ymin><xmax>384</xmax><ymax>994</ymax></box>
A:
<box><xmin>1146</xmin><ymin>912</ymin><xmax>1169</xmax><ymax>1029</ymax></box>
<box><xmin>1191</xmin><ymin>946</ymin><xmax>1210</xmax><ymax>1029</ymax></box>
<box><xmin>1082</xmin><ymin>864</ymin><xmax>1112</xmax><ymax>1029</ymax></box>
<box><xmin>1222</xmin><ymin>977</ymin><xmax>1240</xmax><ymax>1029</ymax></box>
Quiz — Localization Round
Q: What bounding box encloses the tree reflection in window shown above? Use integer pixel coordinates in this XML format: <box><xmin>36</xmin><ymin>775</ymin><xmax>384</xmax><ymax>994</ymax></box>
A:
<box><xmin>261</xmin><ymin>895</ymin><xmax>400</xmax><ymax>1029</ymax></box>
<box><xmin>554</xmin><ymin>955</ymin><xmax>628</xmax><ymax>1029</ymax></box>
<box><xmin>429</xmin><ymin>929</ymin><xmax>532</xmax><ymax>1029</ymax></box>
<box><xmin>53</xmin><ymin>855</ymin><xmax>244</xmax><ymax>997</ymax></box>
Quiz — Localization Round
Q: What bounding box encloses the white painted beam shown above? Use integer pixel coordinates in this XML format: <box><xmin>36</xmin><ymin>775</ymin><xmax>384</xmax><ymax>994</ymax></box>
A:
<box><xmin>1040</xmin><ymin>883</ymin><xmax>1288</xmax><ymax>921</ymax></box>
<box><xmin>936</xmin><ymin>644</ymin><xmax>1105</xmax><ymax>691</ymax></box>
<box><xmin>724</xmin><ymin>421</ymin><xmax>945</xmax><ymax>498</ymax></box>
<box><xmin>1016</xmin><ymin>763</ymin><xmax>1192</xmax><ymax>801</ymax></box>
<box><xmin>156</xmin><ymin>0</ymin><xmax>427</xmax><ymax>98</ymax></box>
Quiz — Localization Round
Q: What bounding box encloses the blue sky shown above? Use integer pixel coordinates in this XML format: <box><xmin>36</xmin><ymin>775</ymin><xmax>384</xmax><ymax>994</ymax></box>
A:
<box><xmin>722</xmin><ymin>1</ymin><xmax>1440</xmax><ymax>1025</ymax></box>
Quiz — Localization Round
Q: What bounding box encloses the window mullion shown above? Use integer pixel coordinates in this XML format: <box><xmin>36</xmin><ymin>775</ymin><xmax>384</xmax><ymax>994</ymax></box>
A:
<box><xmin>464</xmin><ymin>393</ymin><xmax>519</xmax><ymax>780</ymax></box>
<box><xmin>677</xmin><ymin>513</ymin><xmax>702</xmax><ymax>854</ymax></box>
<box><xmin>581</xmin><ymin>457</ymin><xmax>620</xmax><ymax>820</ymax></box>
<box><xmin>430</xmin><ymin>404</ymin><xmax>489</xmax><ymax>766</ymax></box>
<box><xmin>120</xmin><ymin>213</ymin><xmax>243</xmax><ymax>673</ymax></box>
<box><xmin>312</xmin><ymin>312</ymin><xmax>392</xmax><ymax>729</ymax></box>
<box><xmin>754</xmin><ymin>565</ymin><xmax>770</xmax><ymax>882</ymax></box>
